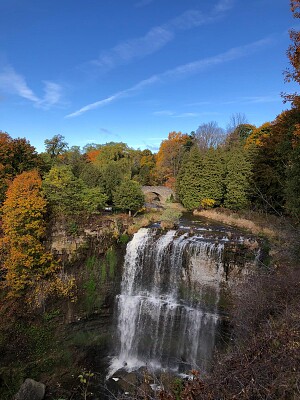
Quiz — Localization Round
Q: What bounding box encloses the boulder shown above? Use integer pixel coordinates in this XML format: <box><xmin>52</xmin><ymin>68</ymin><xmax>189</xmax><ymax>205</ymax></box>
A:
<box><xmin>14</xmin><ymin>378</ymin><xmax>45</xmax><ymax>400</ymax></box>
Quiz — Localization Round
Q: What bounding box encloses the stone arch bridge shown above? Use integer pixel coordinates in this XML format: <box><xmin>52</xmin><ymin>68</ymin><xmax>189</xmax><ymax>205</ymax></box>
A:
<box><xmin>142</xmin><ymin>186</ymin><xmax>174</xmax><ymax>204</ymax></box>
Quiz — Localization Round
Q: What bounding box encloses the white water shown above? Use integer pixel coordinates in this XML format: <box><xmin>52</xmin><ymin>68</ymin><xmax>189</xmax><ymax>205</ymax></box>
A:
<box><xmin>108</xmin><ymin>228</ymin><xmax>225</xmax><ymax>377</ymax></box>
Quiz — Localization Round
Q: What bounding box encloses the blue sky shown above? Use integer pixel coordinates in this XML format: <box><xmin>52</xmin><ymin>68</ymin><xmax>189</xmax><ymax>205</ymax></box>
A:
<box><xmin>0</xmin><ymin>0</ymin><xmax>298</xmax><ymax>153</ymax></box>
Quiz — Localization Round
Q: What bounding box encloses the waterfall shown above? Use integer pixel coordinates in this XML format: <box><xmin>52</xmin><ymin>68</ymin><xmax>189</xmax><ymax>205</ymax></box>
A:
<box><xmin>108</xmin><ymin>227</ymin><xmax>225</xmax><ymax>377</ymax></box>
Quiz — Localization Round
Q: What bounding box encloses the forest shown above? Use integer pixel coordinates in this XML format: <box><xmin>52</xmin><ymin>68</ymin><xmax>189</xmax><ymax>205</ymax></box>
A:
<box><xmin>0</xmin><ymin>1</ymin><xmax>300</xmax><ymax>399</ymax></box>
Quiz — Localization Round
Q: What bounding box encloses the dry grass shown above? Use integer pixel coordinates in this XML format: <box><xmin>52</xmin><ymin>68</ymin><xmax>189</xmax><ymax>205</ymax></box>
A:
<box><xmin>194</xmin><ymin>209</ymin><xmax>278</xmax><ymax>239</ymax></box>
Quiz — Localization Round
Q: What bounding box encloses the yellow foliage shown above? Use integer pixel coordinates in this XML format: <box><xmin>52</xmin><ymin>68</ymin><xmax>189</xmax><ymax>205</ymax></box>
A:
<box><xmin>200</xmin><ymin>198</ymin><xmax>216</xmax><ymax>209</ymax></box>
<box><xmin>28</xmin><ymin>273</ymin><xmax>77</xmax><ymax>308</ymax></box>
<box><xmin>1</xmin><ymin>170</ymin><xmax>60</xmax><ymax>299</ymax></box>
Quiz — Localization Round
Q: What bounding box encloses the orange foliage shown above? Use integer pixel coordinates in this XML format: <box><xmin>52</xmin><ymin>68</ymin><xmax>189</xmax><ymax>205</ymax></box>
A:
<box><xmin>0</xmin><ymin>170</ymin><xmax>59</xmax><ymax>297</ymax></box>
<box><xmin>156</xmin><ymin>131</ymin><xmax>190</xmax><ymax>186</ymax></box>
<box><xmin>245</xmin><ymin>122</ymin><xmax>272</xmax><ymax>147</ymax></box>
<box><xmin>86</xmin><ymin>149</ymin><xmax>101</xmax><ymax>163</ymax></box>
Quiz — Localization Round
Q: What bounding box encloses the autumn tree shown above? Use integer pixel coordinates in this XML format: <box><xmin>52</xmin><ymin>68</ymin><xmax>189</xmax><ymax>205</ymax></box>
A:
<box><xmin>0</xmin><ymin>132</ymin><xmax>41</xmax><ymax>203</ymax></box>
<box><xmin>131</xmin><ymin>149</ymin><xmax>157</xmax><ymax>185</ymax></box>
<box><xmin>156</xmin><ymin>131</ymin><xmax>190</xmax><ymax>187</ymax></box>
<box><xmin>0</xmin><ymin>171</ymin><xmax>58</xmax><ymax>296</ymax></box>
<box><xmin>246</xmin><ymin>110</ymin><xmax>300</xmax><ymax>213</ymax></box>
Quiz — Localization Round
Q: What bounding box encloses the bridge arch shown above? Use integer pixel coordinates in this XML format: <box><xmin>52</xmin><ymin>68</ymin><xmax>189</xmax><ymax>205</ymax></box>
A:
<box><xmin>142</xmin><ymin>186</ymin><xmax>174</xmax><ymax>204</ymax></box>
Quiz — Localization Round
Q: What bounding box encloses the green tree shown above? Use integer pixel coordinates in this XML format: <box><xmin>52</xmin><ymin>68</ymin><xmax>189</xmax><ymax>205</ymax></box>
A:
<box><xmin>199</xmin><ymin>147</ymin><xmax>225</xmax><ymax>205</ymax></box>
<box><xmin>44</xmin><ymin>134</ymin><xmax>68</xmax><ymax>160</ymax></box>
<box><xmin>82</xmin><ymin>187</ymin><xmax>108</xmax><ymax>213</ymax></box>
<box><xmin>176</xmin><ymin>146</ymin><xmax>203</xmax><ymax>210</ymax></box>
<box><xmin>43</xmin><ymin>165</ymin><xmax>107</xmax><ymax>216</ymax></box>
<box><xmin>224</xmin><ymin>147</ymin><xmax>252</xmax><ymax>210</ymax></box>
<box><xmin>101</xmin><ymin>162</ymin><xmax>124</xmax><ymax>202</ymax></box>
<box><xmin>113</xmin><ymin>180</ymin><xmax>144</xmax><ymax>215</ymax></box>
<box><xmin>62</xmin><ymin>145</ymin><xmax>88</xmax><ymax>177</ymax></box>
<box><xmin>79</xmin><ymin>162</ymin><xmax>104</xmax><ymax>188</ymax></box>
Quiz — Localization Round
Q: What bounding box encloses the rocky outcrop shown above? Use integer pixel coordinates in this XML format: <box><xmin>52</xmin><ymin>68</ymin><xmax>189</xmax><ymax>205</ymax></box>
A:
<box><xmin>14</xmin><ymin>379</ymin><xmax>45</xmax><ymax>400</ymax></box>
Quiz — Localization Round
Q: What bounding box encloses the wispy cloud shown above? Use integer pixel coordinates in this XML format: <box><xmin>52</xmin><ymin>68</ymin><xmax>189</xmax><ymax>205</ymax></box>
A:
<box><xmin>66</xmin><ymin>75</ymin><xmax>160</xmax><ymax>117</ymax></box>
<box><xmin>241</xmin><ymin>95</ymin><xmax>280</xmax><ymax>104</ymax></box>
<box><xmin>0</xmin><ymin>65</ymin><xmax>39</xmax><ymax>102</ymax></box>
<box><xmin>39</xmin><ymin>81</ymin><xmax>63</xmax><ymax>109</ymax></box>
<box><xmin>186</xmin><ymin>101</ymin><xmax>212</xmax><ymax>107</ymax></box>
<box><xmin>135</xmin><ymin>0</ymin><xmax>155</xmax><ymax>8</ymax></box>
<box><xmin>0</xmin><ymin>65</ymin><xmax>63</xmax><ymax>109</ymax></box>
<box><xmin>91</xmin><ymin>2</ymin><xmax>233</xmax><ymax>71</ymax></box>
<box><xmin>213</xmin><ymin>0</ymin><xmax>235</xmax><ymax>13</ymax></box>
<box><xmin>66</xmin><ymin>36</ymin><xmax>272</xmax><ymax>118</ymax></box>
<box><xmin>153</xmin><ymin>110</ymin><xmax>220</xmax><ymax>118</ymax></box>
<box><xmin>153</xmin><ymin>110</ymin><xmax>174</xmax><ymax>116</ymax></box>
<box><xmin>222</xmin><ymin>95</ymin><xmax>280</xmax><ymax>105</ymax></box>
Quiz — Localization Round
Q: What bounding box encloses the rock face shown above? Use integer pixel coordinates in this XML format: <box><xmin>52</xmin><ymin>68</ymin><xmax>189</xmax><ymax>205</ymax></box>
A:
<box><xmin>14</xmin><ymin>379</ymin><xmax>45</xmax><ymax>400</ymax></box>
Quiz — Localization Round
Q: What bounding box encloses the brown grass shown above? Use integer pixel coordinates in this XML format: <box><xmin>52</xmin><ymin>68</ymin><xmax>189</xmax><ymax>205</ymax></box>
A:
<box><xmin>194</xmin><ymin>209</ymin><xmax>278</xmax><ymax>239</ymax></box>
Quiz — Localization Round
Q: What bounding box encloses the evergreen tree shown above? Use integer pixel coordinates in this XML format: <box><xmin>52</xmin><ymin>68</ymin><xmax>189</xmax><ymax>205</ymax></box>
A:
<box><xmin>199</xmin><ymin>147</ymin><xmax>225</xmax><ymax>205</ymax></box>
<box><xmin>176</xmin><ymin>146</ymin><xmax>203</xmax><ymax>210</ymax></box>
<box><xmin>224</xmin><ymin>147</ymin><xmax>252</xmax><ymax>210</ymax></box>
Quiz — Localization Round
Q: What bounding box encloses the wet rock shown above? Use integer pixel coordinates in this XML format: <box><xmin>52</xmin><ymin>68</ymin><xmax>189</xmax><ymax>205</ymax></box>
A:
<box><xmin>14</xmin><ymin>378</ymin><xmax>45</xmax><ymax>400</ymax></box>
<box><xmin>137</xmin><ymin>382</ymin><xmax>152</xmax><ymax>398</ymax></box>
<box><xmin>118</xmin><ymin>371</ymin><xmax>139</xmax><ymax>393</ymax></box>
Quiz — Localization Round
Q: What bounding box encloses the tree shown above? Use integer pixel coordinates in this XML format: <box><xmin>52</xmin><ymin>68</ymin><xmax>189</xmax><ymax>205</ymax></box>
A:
<box><xmin>132</xmin><ymin>149</ymin><xmax>157</xmax><ymax>185</ymax></box>
<box><xmin>156</xmin><ymin>131</ymin><xmax>190</xmax><ymax>186</ymax></box>
<box><xmin>246</xmin><ymin>110</ymin><xmax>300</xmax><ymax>213</ymax></box>
<box><xmin>44</xmin><ymin>134</ymin><xmax>68</xmax><ymax>160</ymax></box>
<box><xmin>195</xmin><ymin>121</ymin><xmax>225</xmax><ymax>151</ymax></box>
<box><xmin>224</xmin><ymin>148</ymin><xmax>252</xmax><ymax>210</ymax></box>
<box><xmin>0</xmin><ymin>132</ymin><xmax>41</xmax><ymax>203</ymax></box>
<box><xmin>285</xmin><ymin>139</ymin><xmax>300</xmax><ymax>219</ymax></box>
<box><xmin>79</xmin><ymin>162</ymin><xmax>104</xmax><ymax>188</ymax></box>
<box><xmin>176</xmin><ymin>146</ymin><xmax>204</xmax><ymax>210</ymax></box>
<box><xmin>61</xmin><ymin>145</ymin><xmax>88</xmax><ymax>177</ymax></box>
<box><xmin>199</xmin><ymin>147</ymin><xmax>226</xmax><ymax>205</ymax></box>
<box><xmin>101</xmin><ymin>162</ymin><xmax>124</xmax><ymax>202</ymax></box>
<box><xmin>113</xmin><ymin>180</ymin><xmax>144</xmax><ymax>215</ymax></box>
<box><xmin>0</xmin><ymin>171</ymin><xmax>58</xmax><ymax>296</ymax></box>
<box><xmin>283</xmin><ymin>0</ymin><xmax>300</xmax><ymax>108</ymax></box>
<box><xmin>43</xmin><ymin>165</ymin><xmax>107</xmax><ymax>216</ymax></box>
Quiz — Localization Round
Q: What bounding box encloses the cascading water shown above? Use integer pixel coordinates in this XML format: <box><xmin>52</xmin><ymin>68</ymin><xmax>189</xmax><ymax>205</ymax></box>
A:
<box><xmin>108</xmin><ymin>226</ymin><xmax>227</xmax><ymax>377</ymax></box>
